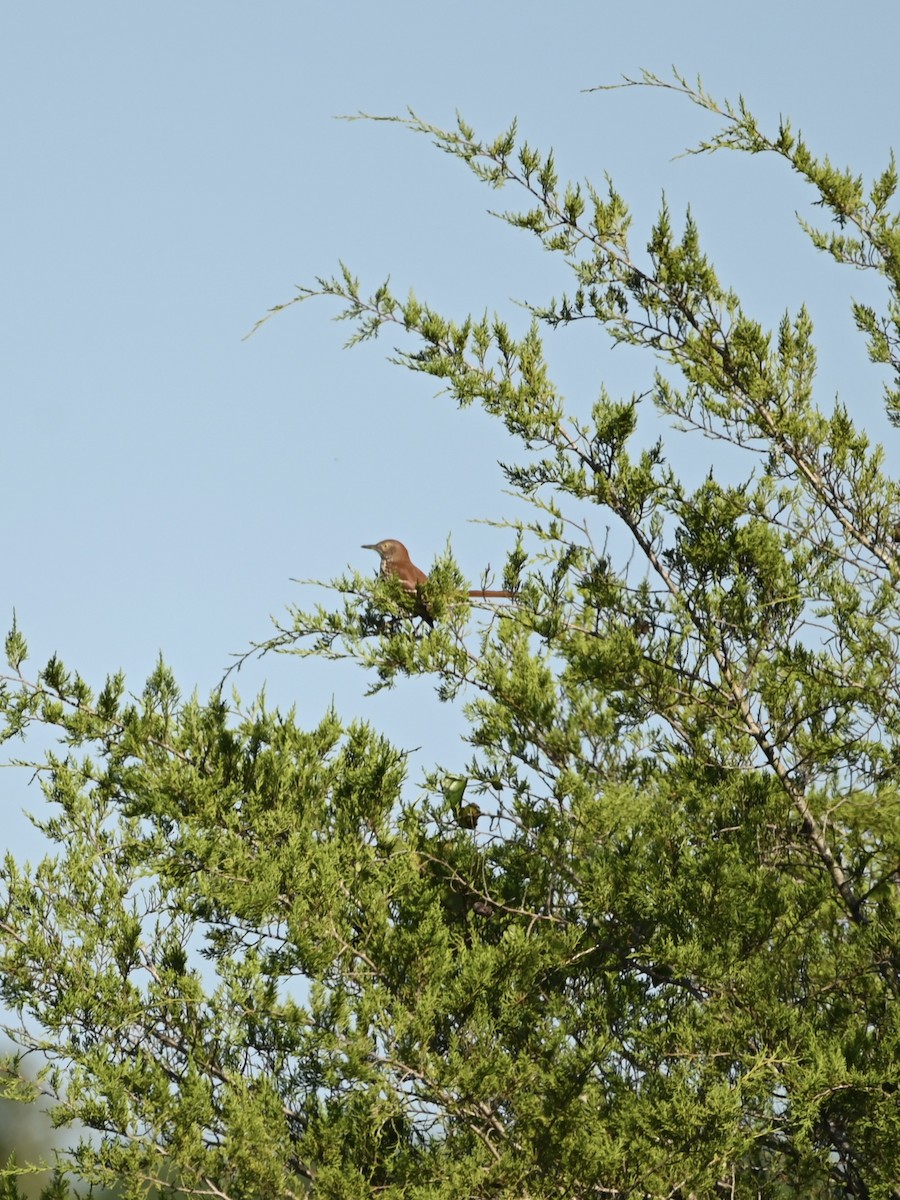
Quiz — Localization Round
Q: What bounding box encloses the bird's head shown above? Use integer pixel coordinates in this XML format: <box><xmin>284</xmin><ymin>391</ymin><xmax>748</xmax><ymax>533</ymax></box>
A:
<box><xmin>361</xmin><ymin>539</ymin><xmax>408</xmax><ymax>563</ymax></box>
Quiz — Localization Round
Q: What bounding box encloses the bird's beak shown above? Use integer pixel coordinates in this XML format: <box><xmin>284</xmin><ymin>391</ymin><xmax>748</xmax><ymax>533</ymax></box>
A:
<box><xmin>361</xmin><ymin>544</ymin><xmax>377</xmax><ymax>551</ymax></box>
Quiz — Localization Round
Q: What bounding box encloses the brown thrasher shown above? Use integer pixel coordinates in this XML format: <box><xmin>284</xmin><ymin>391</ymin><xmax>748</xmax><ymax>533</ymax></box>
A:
<box><xmin>361</xmin><ymin>539</ymin><xmax>514</xmax><ymax>626</ymax></box>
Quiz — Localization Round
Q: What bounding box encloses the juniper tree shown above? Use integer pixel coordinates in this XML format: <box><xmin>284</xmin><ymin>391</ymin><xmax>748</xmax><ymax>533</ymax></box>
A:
<box><xmin>4</xmin><ymin>74</ymin><xmax>900</xmax><ymax>1199</ymax></box>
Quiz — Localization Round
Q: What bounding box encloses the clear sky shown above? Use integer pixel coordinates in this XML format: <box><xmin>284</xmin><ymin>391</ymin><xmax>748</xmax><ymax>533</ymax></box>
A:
<box><xmin>3</xmin><ymin>1</ymin><xmax>899</xmax><ymax>865</ymax></box>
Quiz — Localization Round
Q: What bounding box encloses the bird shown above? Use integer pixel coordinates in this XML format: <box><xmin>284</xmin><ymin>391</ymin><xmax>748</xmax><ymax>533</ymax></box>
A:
<box><xmin>441</xmin><ymin>773</ymin><xmax>481</xmax><ymax>828</ymax></box>
<box><xmin>457</xmin><ymin>801</ymin><xmax>482</xmax><ymax>830</ymax></box>
<box><xmin>361</xmin><ymin>539</ymin><xmax>515</xmax><ymax>627</ymax></box>
<box><xmin>361</xmin><ymin>539</ymin><xmax>434</xmax><ymax>625</ymax></box>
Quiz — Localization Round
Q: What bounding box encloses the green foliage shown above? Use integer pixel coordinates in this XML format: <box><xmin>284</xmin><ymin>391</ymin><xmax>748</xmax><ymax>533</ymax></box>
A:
<box><xmin>5</xmin><ymin>74</ymin><xmax>900</xmax><ymax>1198</ymax></box>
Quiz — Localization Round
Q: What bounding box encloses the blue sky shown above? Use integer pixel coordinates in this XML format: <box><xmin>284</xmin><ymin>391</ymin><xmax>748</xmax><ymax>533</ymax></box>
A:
<box><xmin>3</xmin><ymin>1</ymin><xmax>899</xmax><ymax>864</ymax></box>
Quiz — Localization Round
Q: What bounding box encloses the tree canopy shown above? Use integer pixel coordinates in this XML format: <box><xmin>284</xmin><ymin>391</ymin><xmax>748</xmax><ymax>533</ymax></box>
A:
<box><xmin>4</xmin><ymin>73</ymin><xmax>900</xmax><ymax>1199</ymax></box>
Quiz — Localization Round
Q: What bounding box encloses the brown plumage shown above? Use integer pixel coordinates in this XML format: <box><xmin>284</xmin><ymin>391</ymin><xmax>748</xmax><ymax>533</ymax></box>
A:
<box><xmin>362</xmin><ymin>539</ymin><xmax>434</xmax><ymax>625</ymax></box>
<box><xmin>361</xmin><ymin>539</ymin><xmax>514</xmax><ymax>626</ymax></box>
